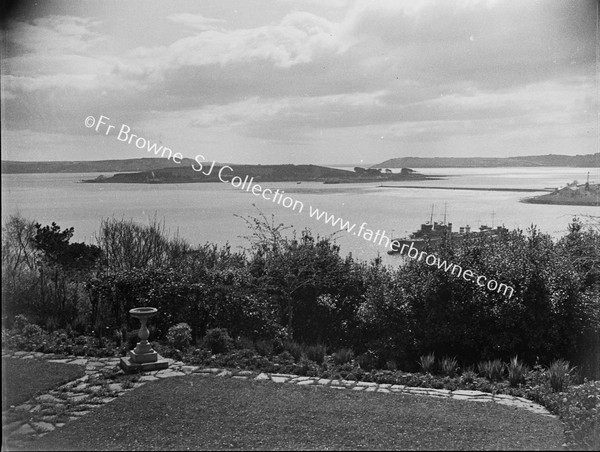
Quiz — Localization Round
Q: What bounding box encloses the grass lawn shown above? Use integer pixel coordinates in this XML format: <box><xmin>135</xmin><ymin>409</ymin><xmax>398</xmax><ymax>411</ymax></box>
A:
<box><xmin>2</xmin><ymin>357</ymin><xmax>85</xmax><ymax>409</ymax></box>
<box><xmin>29</xmin><ymin>375</ymin><xmax>564</xmax><ymax>451</ymax></box>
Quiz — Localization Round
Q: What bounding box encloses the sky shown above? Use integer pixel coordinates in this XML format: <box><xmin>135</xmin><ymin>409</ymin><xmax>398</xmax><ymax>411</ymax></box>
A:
<box><xmin>1</xmin><ymin>0</ymin><xmax>598</xmax><ymax>165</ymax></box>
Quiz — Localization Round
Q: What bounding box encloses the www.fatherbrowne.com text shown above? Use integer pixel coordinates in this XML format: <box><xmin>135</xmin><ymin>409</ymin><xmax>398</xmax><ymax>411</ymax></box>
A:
<box><xmin>85</xmin><ymin>115</ymin><xmax>515</xmax><ymax>299</ymax></box>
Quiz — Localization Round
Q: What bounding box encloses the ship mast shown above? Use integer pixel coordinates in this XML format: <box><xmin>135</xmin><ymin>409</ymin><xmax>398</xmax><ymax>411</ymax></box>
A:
<box><xmin>429</xmin><ymin>204</ymin><xmax>434</xmax><ymax>225</ymax></box>
<box><xmin>443</xmin><ymin>203</ymin><xmax>447</xmax><ymax>225</ymax></box>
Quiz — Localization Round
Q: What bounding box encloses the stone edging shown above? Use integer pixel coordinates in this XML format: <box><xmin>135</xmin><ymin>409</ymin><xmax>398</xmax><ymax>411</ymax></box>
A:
<box><xmin>2</xmin><ymin>350</ymin><xmax>555</xmax><ymax>448</ymax></box>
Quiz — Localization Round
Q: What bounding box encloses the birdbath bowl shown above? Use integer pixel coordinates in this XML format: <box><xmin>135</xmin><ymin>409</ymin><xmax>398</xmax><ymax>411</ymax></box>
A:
<box><xmin>129</xmin><ymin>307</ymin><xmax>159</xmax><ymax>363</ymax></box>
<box><xmin>129</xmin><ymin>307</ymin><xmax>158</xmax><ymax>321</ymax></box>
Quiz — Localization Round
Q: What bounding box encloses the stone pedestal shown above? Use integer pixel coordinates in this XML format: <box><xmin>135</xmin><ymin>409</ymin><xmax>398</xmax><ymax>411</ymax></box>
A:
<box><xmin>119</xmin><ymin>355</ymin><xmax>169</xmax><ymax>373</ymax></box>
<box><xmin>119</xmin><ymin>307</ymin><xmax>169</xmax><ymax>373</ymax></box>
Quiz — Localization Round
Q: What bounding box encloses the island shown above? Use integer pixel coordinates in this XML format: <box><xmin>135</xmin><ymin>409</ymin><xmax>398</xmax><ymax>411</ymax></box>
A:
<box><xmin>82</xmin><ymin>164</ymin><xmax>440</xmax><ymax>184</ymax></box>
<box><xmin>522</xmin><ymin>181</ymin><xmax>600</xmax><ymax>206</ymax></box>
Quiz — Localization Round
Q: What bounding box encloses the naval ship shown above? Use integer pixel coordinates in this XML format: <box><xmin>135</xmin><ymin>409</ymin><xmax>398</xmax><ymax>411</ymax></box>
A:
<box><xmin>388</xmin><ymin>206</ymin><xmax>507</xmax><ymax>255</ymax></box>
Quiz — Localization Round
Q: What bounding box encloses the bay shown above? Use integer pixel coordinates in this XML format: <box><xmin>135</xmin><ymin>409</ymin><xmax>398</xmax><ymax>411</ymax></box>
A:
<box><xmin>2</xmin><ymin>167</ymin><xmax>598</xmax><ymax>264</ymax></box>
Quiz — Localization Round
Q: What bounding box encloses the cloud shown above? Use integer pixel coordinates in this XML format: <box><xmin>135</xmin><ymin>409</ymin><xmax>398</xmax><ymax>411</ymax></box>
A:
<box><xmin>161</xmin><ymin>11</ymin><xmax>349</xmax><ymax>69</ymax></box>
<box><xmin>167</xmin><ymin>13</ymin><xmax>226</xmax><ymax>31</ymax></box>
<box><xmin>190</xmin><ymin>90</ymin><xmax>385</xmax><ymax>128</ymax></box>
<box><xmin>7</xmin><ymin>15</ymin><xmax>104</xmax><ymax>54</ymax></box>
<box><xmin>2</xmin><ymin>1</ymin><xmax>596</xmax><ymax>161</ymax></box>
<box><xmin>183</xmin><ymin>75</ymin><xmax>595</xmax><ymax>147</ymax></box>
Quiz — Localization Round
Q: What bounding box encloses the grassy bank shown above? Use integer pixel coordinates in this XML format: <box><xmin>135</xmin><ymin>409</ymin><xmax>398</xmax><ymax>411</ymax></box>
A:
<box><xmin>28</xmin><ymin>375</ymin><xmax>565</xmax><ymax>451</ymax></box>
<box><xmin>2</xmin><ymin>357</ymin><xmax>85</xmax><ymax>409</ymax></box>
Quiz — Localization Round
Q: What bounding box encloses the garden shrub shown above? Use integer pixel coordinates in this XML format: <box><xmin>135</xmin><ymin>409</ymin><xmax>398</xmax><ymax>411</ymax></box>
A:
<box><xmin>202</xmin><ymin>328</ymin><xmax>233</xmax><ymax>354</ymax></box>
<box><xmin>333</xmin><ymin>348</ymin><xmax>354</xmax><ymax>365</ymax></box>
<box><xmin>440</xmin><ymin>356</ymin><xmax>458</xmax><ymax>377</ymax></box>
<box><xmin>357</xmin><ymin>350</ymin><xmax>379</xmax><ymax>371</ymax></box>
<box><xmin>478</xmin><ymin>359</ymin><xmax>504</xmax><ymax>381</ymax></box>
<box><xmin>282</xmin><ymin>340</ymin><xmax>303</xmax><ymax>362</ymax></box>
<box><xmin>275</xmin><ymin>351</ymin><xmax>295</xmax><ymax>365</ymax></box>
<box><xmin>386</xmin><ymin>360</ymin><xmax>398</xmax><ymax>371</ymax></box>
<box><xmin>558</xmin><ymin>380</ymin><xmax>600</xmax><ymax>450</ymax></box>
<box><xmin>235</xmin><ymin>336</ymin><xmax>255</xmax><ymax>350</ymax></box>
<box><xmin>255</xmin><ymin>339</ymin><xmax>274</xmax><ymax>356</ymax></box>
<box><xmin>461</xmin><ymin>370</ymin><xmax>477</xmax><ymax>385</ymax></box>
<box><xmin>419</xmin><ymin>353</ymin><xmax>436</xmax><ymax>374</ymax></box>
<box><xmin>296</xmin><ymin>356</ymin><xmax>321</xmax><ymax>377</ymax></box>
<box><xmin>304</xmin><ymin>344</ymin><xmax>326</xmax><ymax>365</ymax></box>
<box><xmin>548</xmin><ymin>359</ymin><xmax>574</xmax><ymax>392</ymax></box>
<box><xmin>12</xmin><ymin>314</ymin><xmax>33</xmax><ymax>333</ymax></box>
<box><xmin>166</xmin><ymin>323</ymin><xmax>193</xmax><ymax>350</ymax></box>
<box><xmin>507</xmin><ymin>356</ymin><xmax>529</xmax><ymax>387</ymax></box>
<box><xmin>185</xmin><ymin>348</ymin><xmax>213</xmax><ymax>365</ymax></box>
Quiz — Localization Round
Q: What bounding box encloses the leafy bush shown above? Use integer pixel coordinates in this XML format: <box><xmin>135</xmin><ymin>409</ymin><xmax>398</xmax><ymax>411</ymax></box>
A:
<box><xmin>440</xmin><ymin>356</ymin><xmax>458</xmax><ymax>377</ymax></box>
<box><xmin>357</xmin><ymin>351</ymin><xmax>379</xmax><ymax>371</ymax></box>
<box><xmin>419</xmin><ymin>353</ymin><xmax>436</xmax><ymax>374</ymax></box>
<box><xmin>12</xmin><ymin>315</ymin><xmax>33</xmax><ymax>333</ymax></box>
<box><xmin>185</xmin><ymin>347</ymin><xmax>213</xmax><ymax>365</ymax></box>
<box><xmin>275</xmin><ymin>351</ymin><xmax>295</xmax><ymax>365</ymax></box>
<box><xmin>255</xmin><ymin>339</ymin><xmax>274</xmax><ymax>357</ymax></box>
<box><xmin>235</xmin><ymin>336</ymin><xmax>255</xmax><ymax>350</ymax></box>
<box><xmin>333</xmin><ymin>348</ymin><xmax>354</xmax><ymax>365</ymax></box>
<box><xmin>202</xmin><ymin>328</ymin><xmax>233</xmax><ymax>354</ymax></box>
<box><xmin>558</xmin><ymin>381</ymin><xmax>600</xmax><ymax>450</ymax></box>
<box><xmin>282</xmin><ymin>340</ymin><xmax>303</xmax><ymax>362</ymax></box>
<box><xmin>478</xmin><ymin>359</ymin><xmax>504</xmax><ymax>381</ymax></box>
<box><xmin>507</xmin><ymin>356</ymin><xmax>529</xmax><ymax>387</ymax></box>
<box><xmin>296</xmin><ymin>356</ymin><xmax>321</xmax><ymax>377</ymax></box>
<box><xmin>304</xmin><ymin>344</ymin><xmax>326</xmax><ymax>365</ymax></box>
<box><xmin>166</xmin><ymin>323</ymin><xmax>193</xmax><ymax>350</ymax></box>
<box><xmin>461</xmin><ymin>370</ymin><xmax>477</xmax><ymax>385</ymax></box>
<box><xmin>548</xmin><ymin>359</ymin><xmax>574</xmax><ymax>392</ymax></box>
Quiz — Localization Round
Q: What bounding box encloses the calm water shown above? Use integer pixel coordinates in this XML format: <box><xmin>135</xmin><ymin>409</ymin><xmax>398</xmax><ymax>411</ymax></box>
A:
<box><xmin>2</xmin><ymin>167</ymin><xmax>599</xmax><ymax>264</ymax></box>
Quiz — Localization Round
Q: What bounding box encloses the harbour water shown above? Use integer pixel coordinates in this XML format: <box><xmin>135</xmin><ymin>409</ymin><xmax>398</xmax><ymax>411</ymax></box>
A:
<box><xmin>2</xmin><ymin>167</ymin><xmax>598</xmax><ymax>265</ymax></box>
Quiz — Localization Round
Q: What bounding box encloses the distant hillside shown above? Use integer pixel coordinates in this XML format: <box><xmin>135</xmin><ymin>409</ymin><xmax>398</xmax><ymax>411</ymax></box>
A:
<box><xmin>373</xmin><ymin>153</ymin><xmax>600</xmax><ymax>168</ymax></box>
<box><xmin>82</xmin><ymin>164</ymin><xmax>438</xmax><ymax>184</ymax></box>
<box><xmin>1</xmin><ymin>158</ymin><xmax>197</xmax><ymax>174</ymax></box>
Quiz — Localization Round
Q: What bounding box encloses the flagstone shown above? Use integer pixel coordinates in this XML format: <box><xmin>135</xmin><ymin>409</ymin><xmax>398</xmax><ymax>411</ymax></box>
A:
<box><xmin>452</xmin><ymin>389</ymin><xmax>489</xmax><ymax>397</ymax></box>
<box><xmin>356</xmin><ymin>381</ymin><xmax>377</xmax><ymax>387</ymax></box>
<box><xmin>254</xmin><ymin>373</ymin><xmax>269</xmax><ymax>381</ymax></box>
<box><xmin>68</xmin><ymin>358</ymin><xmax>88</xmax><ymax>366</ymax></box>
<box><xmin>31</xmin><ymin>422</ymin><xmax>55</xmax><ymax>433</ymax></box>
<box><xmin>139</xmin><ymin>375</ymin><xmax>159</xmax><ymax>382</ymax></box>
<box><xmin>271</xmin><ymin>376</ymin><xmax>288</xmax><ymax>383</ymax></box>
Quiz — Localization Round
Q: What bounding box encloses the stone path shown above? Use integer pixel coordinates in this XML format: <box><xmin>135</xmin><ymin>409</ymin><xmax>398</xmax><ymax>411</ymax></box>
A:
<box><xmin>2</xmin><ymin>351</ymin><xmax>554</xmax><ymax>449</ymax></box>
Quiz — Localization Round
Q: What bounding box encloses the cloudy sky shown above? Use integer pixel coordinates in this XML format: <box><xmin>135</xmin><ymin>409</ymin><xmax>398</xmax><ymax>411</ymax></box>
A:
<box><xmin>2</xmin><ymin>0</ymin><xmax>597</xmax><ymax>164</ymax></box>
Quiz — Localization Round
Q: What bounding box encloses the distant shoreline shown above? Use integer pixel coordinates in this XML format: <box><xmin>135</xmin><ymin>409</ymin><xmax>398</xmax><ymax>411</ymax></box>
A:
<box><xmin>373</xmin><ymin>153</ymin><xmax>599</xmax><ymax>168</ymax></box>
<box><xmin>521</xmin><ymin>196</ymin><xmax>600</xmax><ymax>207</ymax></box>
<box><xmin>3</xmin><ymin>153</ymin><xmax>599</xmax><ymax>174</ymax></box>
<box><xmin>380</xmin><ymin>185</ymin><xmax>551</xmax><ymax>193</ymax></box>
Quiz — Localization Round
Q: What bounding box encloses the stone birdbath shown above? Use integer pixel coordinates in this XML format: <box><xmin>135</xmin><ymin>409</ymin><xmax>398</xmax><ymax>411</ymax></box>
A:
<box><xmin>120</xmin><ymin>306</ymin><xmax>168</xmax><ymax>372</ymax></box>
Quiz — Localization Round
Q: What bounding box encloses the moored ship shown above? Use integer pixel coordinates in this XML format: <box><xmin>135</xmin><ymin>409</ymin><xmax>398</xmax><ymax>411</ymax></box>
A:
<box><xmin>388</xmin><ymin>207</ymin><xmax>507</xmax><ymax>255</ymax></box>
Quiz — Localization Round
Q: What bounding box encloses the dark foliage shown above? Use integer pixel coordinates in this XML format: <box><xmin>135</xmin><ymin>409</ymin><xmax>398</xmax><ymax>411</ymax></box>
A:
<box><xmin>2</xmin><ymin>214</ymin><xmax>599</xmax><ymax>380</ymax></box>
